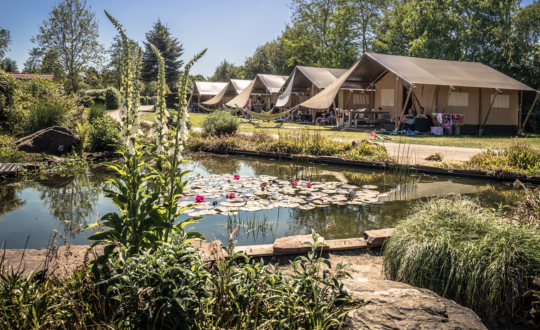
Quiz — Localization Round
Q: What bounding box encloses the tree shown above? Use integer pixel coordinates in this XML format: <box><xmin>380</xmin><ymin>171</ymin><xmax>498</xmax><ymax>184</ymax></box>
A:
<box><xmin>85</xmin><ymin>67</ymin><xmax>101</xmax><ymax>89</ymax></box>
<box><xmin>0</xmin><ymin>27</ymin><xmax>11</xmax><ymax>59</ymax></box>
<box><xmin>354</xmin><ymin>0</ymin><xmax>386</xmax><ymax>53</ymax></box>
<box><xmin>283</xmin><ymin>0</ymin><xmax>359</xmax><ymax>68</ymax></box>
<box><xmin>0</xmin><ymin>58</ymin><xmax>18</xmax><ymax>72</ymax></box>
<box><xmin>210</xmin><ymin>60</ymin><xmax>243</xmax><ymax>82</ymax></box>
<box><xmin>141</xmin><ymin>19</ymin><xmax>184</xmax><ymax>90</ymax></box>
<box><xmin>32</xmin><ymin>0</ymin><xmax>104</xmax><ymax>92</ymax></box>
<box><xmin>103</xmin><ymin>35</ymin><xmax>138</xmax><ymax>89</ymax></box>
<box><xmin>23</xmin><ymin>48</ymin><xmax>44</xmax><ymax>73</ymax></box>
<box><xmin>244</xmin><ymin>40</ymin><xmax>291</xmax><ymax>78</ymax></box>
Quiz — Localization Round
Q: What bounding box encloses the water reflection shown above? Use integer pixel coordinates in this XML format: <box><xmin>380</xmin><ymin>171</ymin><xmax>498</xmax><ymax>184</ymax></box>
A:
<box><xmin>0</xmin><ymin>153</ymin><xmax>521</xmax><ymax>249</ymax></box>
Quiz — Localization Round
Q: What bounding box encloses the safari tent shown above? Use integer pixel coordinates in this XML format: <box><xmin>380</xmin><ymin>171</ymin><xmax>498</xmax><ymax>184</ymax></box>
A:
<box><xmin>226</xmin><ymin>74</ymin><xmax>287</xmax><ymax>110</ymax></box>
<box><xmin>189</xmin><ymin>81</ymin><xmax>227</xmax><ymax>110</ymax></box>
<box><xmin>202</xmin><ymin>79</ymin><xmax>252</xmax><ymax>108</ymax></box>
<box><xmin>301</xmin><ymin>53</ymin><xmax>539</xmax><ymax>135</ymax></box>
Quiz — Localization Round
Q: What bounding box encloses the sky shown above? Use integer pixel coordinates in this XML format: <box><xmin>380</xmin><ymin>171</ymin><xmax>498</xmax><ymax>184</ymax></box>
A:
<box><xmin>0</xmin><ymin>0</ymin><xmax>293</xmax><ymax>77</ymax></box>
<box><xmin>1</xmin><ymin>0</ymin><xmax>536</xmax><ymax>77</ymax></box>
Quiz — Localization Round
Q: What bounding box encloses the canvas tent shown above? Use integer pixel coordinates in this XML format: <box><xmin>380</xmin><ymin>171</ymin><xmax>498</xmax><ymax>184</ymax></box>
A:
<box><xmin>202</xmin><ymin>79</ymin><xmax>252</xmax><ymax>106</ymax></box>
<box><xmin>226</xmin><ymin>74</ymin><xmax>287</xmax><ymax>110</ymax></box>
<box><xmin>189</xmin><ymin>81</ymin><xmax>227</xmax><ymax>110</ymax></box>
<box><xmin>301</xmin><ymin>53</ymin><xmax>539</xmax><ymax>135</ymax></box>
<box><xmin>277</xmin><ymin>66</ymin><xmax>350</xmax><ymax>109</ymax></box>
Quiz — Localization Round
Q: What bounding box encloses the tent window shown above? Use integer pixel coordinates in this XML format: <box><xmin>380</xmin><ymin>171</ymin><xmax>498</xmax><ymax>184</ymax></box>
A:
<box><xmin>353</xmin><ymin>94</ymin><xmax>370</xmax><ymax>105</ymax></box>
<box><xmin>491</xmin><ymin>94</ymin><xmax>509</xmax><ymax>108</ymax></box>
<box><xmin>381</xmin><ymin>89</ymin><xmax>394</xmax><ymax>106</ymax></box>
<box><xmin>448</xmin><ymin>92</ymin><xmax>469</xmax><ymax>107</ymax></box>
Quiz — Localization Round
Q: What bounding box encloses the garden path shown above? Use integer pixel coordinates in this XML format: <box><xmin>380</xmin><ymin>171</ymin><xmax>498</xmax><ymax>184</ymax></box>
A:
<box><xmin>107</xmin><ymin>105</ymin><xmax>154</xmax><ymax>122</ymax></box>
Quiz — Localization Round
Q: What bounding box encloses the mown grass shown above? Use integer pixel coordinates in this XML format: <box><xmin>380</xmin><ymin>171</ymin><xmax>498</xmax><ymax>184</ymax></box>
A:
<box><xmin>189</xmin><ymin>113</ymin><xmax>540</xmax><ymax>149</ymax></box>
<box><xmin>383</xmin><ymin>195</ymin><xmax>540</xmax><ymax>324</ymax></box>
<box><xmin>187</xmin><ymin>130</ymin><xmax>390</xmax><ymax>162</ymax></box>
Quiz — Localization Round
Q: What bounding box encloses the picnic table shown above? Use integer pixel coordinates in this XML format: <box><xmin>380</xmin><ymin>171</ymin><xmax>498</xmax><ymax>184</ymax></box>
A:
<box><xmin>337</xmin><ymin>109</ymin><xmax>390</xmax><ymax>129</ymax></box>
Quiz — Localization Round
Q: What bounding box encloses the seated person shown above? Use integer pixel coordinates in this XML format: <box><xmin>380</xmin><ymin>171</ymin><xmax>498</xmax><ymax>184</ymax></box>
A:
<box><xmin>401</xmin><ymin>108</ymin><xmax>417</xmax><ymax>125</ymax></box>
<box><xmin>416</xmin><ymin>107</ymin><xmax>430</xmax><ymax>120</ymax></box>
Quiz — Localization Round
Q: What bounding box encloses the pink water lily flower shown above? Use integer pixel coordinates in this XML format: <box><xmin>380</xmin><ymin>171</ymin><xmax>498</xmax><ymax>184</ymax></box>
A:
<box><xmin>178</xmin><ymin>195</ymin><xmax>182</xmax><ymax>199</ymax></box>
<box><xmin>317</xmin><ymin>198</ymin><xmax>323</xmax><ymax>201</ymax></box>
<box><xmin>195</xmin><ymin>195</ymin><xmax>205</xmax><ymax>203</ymax></box>
<box><xmin>292</xmin><ymin>182</ymin><xmax>298</xmax><ymax>186</ymax></box>
<box><xmin>228</xmin><ymin>193</ymin><xmax>236</xmax><ymax>199</ymax></box>
<box><xmin>306</xmin><ymin>183</ymin><xmax>312</xmax><ymax>188</ymax></box>
<box><xmin>234</xmin><ymin>175</ymin><xmax>240</xmax><ymax>180</ymax></box>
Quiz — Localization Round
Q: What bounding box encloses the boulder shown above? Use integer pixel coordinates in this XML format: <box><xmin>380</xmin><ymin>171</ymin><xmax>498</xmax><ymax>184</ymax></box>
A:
<box><xmin>343</xmin><ymin>278</ymin><xmax>487</xmax><ymax>330</ymax></box>
<box><xmin>12</xmin><ymin>127</ymin><xmax>79</xmax><ymax>155</ymax></box>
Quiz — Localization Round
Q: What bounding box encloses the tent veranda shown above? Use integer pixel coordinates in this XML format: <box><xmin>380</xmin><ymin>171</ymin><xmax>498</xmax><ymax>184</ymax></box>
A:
<box><xmin>300</xmin><ymin>53</ymin><xmax>539</xmax><ymax>135</ymax></box>
<box><xmin>189</xmin><ymin>81</ymin><xmax>227</xmax><ymax>110</ymax></box>
<box><xmin>202</xmin><ymin>79</ymin><xmax>252</xmax><ymax>107</ymax></box>
<box><xmin>226</xmin><ymin>74</ymin><xmax>287</xmax><ymax>110</ymax></box>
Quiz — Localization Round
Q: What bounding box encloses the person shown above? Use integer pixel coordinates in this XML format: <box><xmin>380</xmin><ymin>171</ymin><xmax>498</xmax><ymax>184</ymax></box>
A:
<box><xmin>401</xmin><ymin>108</ymin><xmax>416</xmax><ymax>125</ymax></box>
<box><xmin>247</xmin><ymin>96</ymin><xmax>253</xmax><ymax>111</ymax></box>
<box><xmin>417</xmin><ymin>107</ymin><xmax>429</xmax><ymax>119</ymax></box>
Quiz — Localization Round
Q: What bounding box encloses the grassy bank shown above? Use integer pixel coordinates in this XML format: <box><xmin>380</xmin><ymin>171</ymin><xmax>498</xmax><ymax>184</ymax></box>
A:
<box><xmin>189</xmin><ymin>113</ymin><xmax>540</xmax><ymax>149</ymax></box>
<box><xmin>383</xmin><ymin>195</ymin><xmax>540</xmax><ymax>326</ymax></box>
<box><xmin>187</xmin><ymin>130</ymin><xmax>391</xmax><ymax>162</ymax></box>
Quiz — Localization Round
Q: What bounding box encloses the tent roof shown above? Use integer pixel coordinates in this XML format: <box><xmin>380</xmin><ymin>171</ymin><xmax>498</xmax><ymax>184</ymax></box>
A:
<box><xmin>279</xmin><ymin>66</ymin><xmax>349</xmax><ymax>92</ymax></box>
<box><xmin>301</xmin><ymin>53</ymin><xmax>538</xmax><ymax>109</ymax></box>
<box><xmin>193</xmin><ymin>81</ymin><xmax>228</xmax><ymax>96</ymax></box>
<box><xmin>253</xmin><ymin>74</ymin><xmax>288</xmax><ymax>94</ymax></box>
<box><xmin>230</xmin><ymin>79</ymin><xmax>252</xmax><ymax>94</ymax></box>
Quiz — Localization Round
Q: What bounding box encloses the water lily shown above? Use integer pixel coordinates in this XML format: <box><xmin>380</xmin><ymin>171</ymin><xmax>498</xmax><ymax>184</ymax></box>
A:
<box><xmin>178</xmin><ymin>195</ymin><xmax>182</xmax><ymax>199</ymax></box>
<box><xmin>195</xmin><ymin>195</ymin><xmax>205</xmax><ymax>203</ymax></box>
<box><xmin>317</xmin><ymin>198</ymin><xmax>323</xmax><ymax>201</ymax></box>
<box><xmin>306</xmin><ymin>183</ymin><xmax>312</xmax><ymax>188</ymax></box>
<box><xmin>292</xmin><ymin>182</ymin><xmax>298</xmax><ymax>186</ymax></box>
<box><xmin>228</xmin><ymin>193</ymin><xmax>235</xmax><ymax>199</ymax></box>
<box><xmin>234</xmin><ymin>175</ymin><xmax>240</xmax><ymax>180</ymax></box>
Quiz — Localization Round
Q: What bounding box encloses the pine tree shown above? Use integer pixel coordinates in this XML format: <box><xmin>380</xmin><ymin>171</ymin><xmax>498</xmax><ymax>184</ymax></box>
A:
<box><xmin>141</xmin><ymin>19</ymin><xmax>184</xmax><ymax>90</ymax></box>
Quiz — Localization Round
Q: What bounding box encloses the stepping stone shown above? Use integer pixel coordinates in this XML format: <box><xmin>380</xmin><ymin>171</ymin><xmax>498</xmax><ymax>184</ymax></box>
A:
<box><xmin>364</xmin><ymin>228</ymin><xmax>395</xmax><ymax>246</ymax></box>
<box><xmin>273</xmin><ymin>235</ymin><xmax>328</xmax><ymax>254</ymax></box>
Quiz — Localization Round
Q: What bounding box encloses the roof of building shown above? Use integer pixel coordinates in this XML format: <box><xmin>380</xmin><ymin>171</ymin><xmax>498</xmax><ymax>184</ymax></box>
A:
<box><xmin>193</xmin><ymin>81</ymin><xmax>228</xmax><ymax>96</ymax></box>
<box><xmin>8</xmin><ymin>73</ymin><xmax>56</xmax><ymax>80</ymax></box>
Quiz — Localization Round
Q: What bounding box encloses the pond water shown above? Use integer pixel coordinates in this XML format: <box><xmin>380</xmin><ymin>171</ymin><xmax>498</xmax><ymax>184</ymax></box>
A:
<box><xmin>0</xmin><ymin>153</ymin><xmax>520</xmax><ymax>250</ymax></box>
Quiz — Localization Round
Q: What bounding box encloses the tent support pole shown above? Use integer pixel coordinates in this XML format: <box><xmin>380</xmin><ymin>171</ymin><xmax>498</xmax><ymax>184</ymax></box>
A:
<box><xmin>518</xmin><ymin>90</ymin><xmax>523</xmax><ymax>132</ymax></box>
<box><xmin>519</xmin><ymin>93</ymin><xmax>539</xmax><ymax>135</ymax></box>
<box><xmin>479</xmin><ymin>89</ymin><xmax>501</xmax><ymax>136</ymax></box>
<box><xmin>441</xmin><ymin>86</ymin><xmax>454</xmax><ymax>113</ymax></box>
<box><xmin>187</xmin><ymin>93</ymin><xmax>193</xmax><ymax>110</ymax></box>
<box><xmin>478</xmin><ymin>88</ymin><xmax>482</xmax><ymax>133</ymax></box>
<box><xmin>395</xmin><ymin>88</ymin><xmax>413</xmax><ymax>131</ymax></box>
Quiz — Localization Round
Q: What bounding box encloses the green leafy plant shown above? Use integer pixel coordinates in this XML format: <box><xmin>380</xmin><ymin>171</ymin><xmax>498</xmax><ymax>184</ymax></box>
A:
<box><xmin>74</xmin><ymin>121</ymin><xmax>90</xmax><ymax>154</ymax></box>
<box><xmin>87</xmin><ymin>102</ymin><xmax>107</xmax><ymax>123</ymax></box>
<box><xmin>25</xmin><ymin>103</ymin><xmax>67</xmax><ymax>134</ymax></box>
<box><xmin>105</xmin><ymin>86</ymin><xmax>121</xmax><ymax>110</ymax></box>
<box><xmin>89</xmin><ymin>116</ymin><xmax>120</xmax><ymax>152</ymax></box>
<box><xmin>383</xmin><ymin>196</ymin><xmax>540</xmax><ymax>322</ymax></box>
<box><xmin>201</xmin><ymin>110</ymin><xmax>239</xmax><ymax>137</ymax></box>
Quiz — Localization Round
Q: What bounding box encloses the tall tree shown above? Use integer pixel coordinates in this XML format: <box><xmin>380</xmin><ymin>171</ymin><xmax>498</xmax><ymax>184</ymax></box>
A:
<box><xmin>354</xmin><ymin>0</ymin><xmax>386</xmax><ymax>53</ymax></box>
<box><xmin>244</xmin><ymin>40</ymin><xmax>291</xmax><ymax>78</ymax></box>
<box><xmin>23</xmin><ymin>48</ymin><xmax>44</xmax><ymax>73</ymax></box>
<box><xmin>0</xmin><ymin>58</ymin><xmax>18</xmax><ymax>72</ymax></box>
<box><xmin>283</xmin><ymin>0</ymin><xmax>359</xmax><ymax>68</ymax></box>
<box><xmin>210</xmin><ymin>60</ymin><xmax>243</xmax><ymax>82</ymax></box>
<box><xmin>141</xmin><ymin>19</ymin><xmax>184</xmax><ymax>90</ymax></box>
<box><xmin>32</xmin><ymin>0</ymin><xmax>104</xmax><ymax>92</ymax></box>
<box><xmin>0</xmin><ymin>27</ymin><xmax>11</xmax><ymax>59</ymax></box>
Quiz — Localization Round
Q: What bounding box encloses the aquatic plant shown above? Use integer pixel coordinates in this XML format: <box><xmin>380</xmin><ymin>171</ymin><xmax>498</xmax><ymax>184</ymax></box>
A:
<box><xmin>384</xmin><ymin>196</ymin><xmax>540</xmax><ymax>322</ymax></box>
<box><xmin>234</xmin><ymin>174</ymin><xmax>240</xmax><ymax>180</ymax></box>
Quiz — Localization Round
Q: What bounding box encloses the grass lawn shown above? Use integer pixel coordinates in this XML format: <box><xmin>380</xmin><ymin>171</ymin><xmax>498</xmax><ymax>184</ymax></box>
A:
<box><xmin>189</xmin><ymin>112</ymin><xmax>540</xmax><ymax>150</ymax></box>
<box><xmin>139</xmin><ymin>111</ymin><xmax>156</xmax><ymax>122</ymax></box>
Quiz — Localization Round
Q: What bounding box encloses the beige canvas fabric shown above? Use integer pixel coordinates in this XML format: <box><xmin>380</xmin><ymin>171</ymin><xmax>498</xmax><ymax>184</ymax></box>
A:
<box><xmin>301</xmin><ymin>64</ymin><xmax>359</xmax><ymax>109</ymax></box>
<box><xmin>297</xmin><ymin>66</ymin><xmax>348</xmax><ymax>89</ymax></box>
<box><xmin>226</xmin><ymin>80</ymin><xmax>255</xmax><ymax>108</ymax></box>
<box><xmin>258</xmin><ymin>74</ymin><xmax>288</xmax><ymax>93</ymax></box>
<box><xmin>203</xmin><ymin>79</ymin><xmax>251</xmax><ymax>105</ymax></box>
<box><xmin>276</xmin><ymin>72</ymin><xmax>295</xmax><ymax>107</ymax></box>
<box><xmin>194</xmin><ymin>81</ymin><xmax>228</xmax><ymax>96</ymax></box>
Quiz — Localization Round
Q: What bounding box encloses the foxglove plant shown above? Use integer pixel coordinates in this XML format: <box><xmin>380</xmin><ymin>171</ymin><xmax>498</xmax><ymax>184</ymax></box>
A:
<box><xmin>86</xmin><ymin>11</ymin><xmax>207</xmax><ymax>268</ymax></box>
<box><xmin>150</xmin><ymin>44</ymin><xmax>169</xmax><ymax>156</ymax></box>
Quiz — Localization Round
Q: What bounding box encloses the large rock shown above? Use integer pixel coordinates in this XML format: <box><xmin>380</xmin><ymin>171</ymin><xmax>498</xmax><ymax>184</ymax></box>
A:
<box><xmin>343</xmin><ymin>278</ymin><xmax>487</xmax><ymax>330</ymax></box>
<box><xmin>12</xmin><ymin>126</ymin><xmax>79</xmax><ymax>155</ymax></box>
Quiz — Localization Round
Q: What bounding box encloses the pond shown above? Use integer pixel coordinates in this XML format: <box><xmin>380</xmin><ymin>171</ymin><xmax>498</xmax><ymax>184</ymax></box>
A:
<box><xmin>0</xmin><ymin>153</ymin><xmax>520</xmax><ymax>250</ymax></box>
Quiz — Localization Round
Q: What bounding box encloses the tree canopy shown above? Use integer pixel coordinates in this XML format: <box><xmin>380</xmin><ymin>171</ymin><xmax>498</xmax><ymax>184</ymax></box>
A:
<box><xmin>32</xmin><ymin>0</ymin><xmax>104</xmax><ymax>92</ymax></box>
<box><xmin>209</xmin><ymin>60</ymin><xmax>244</xmax><ymax>82</ymax></box>
<box><xmin>0</xmin><ymin>27</ymin><xmax>12</xmax><ymax>59</ymax></box>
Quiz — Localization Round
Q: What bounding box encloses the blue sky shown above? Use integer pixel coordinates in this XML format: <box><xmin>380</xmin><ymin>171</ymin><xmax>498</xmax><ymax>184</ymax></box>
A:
<box><xmin>0</xmin><ymin>0</ymin><xmax>292</xmax><ymax>77</ymax></box>
<box><xmin>1</xmin><ymin>0</ymin><xmax>536</xmax><ymax>77</ymax></box>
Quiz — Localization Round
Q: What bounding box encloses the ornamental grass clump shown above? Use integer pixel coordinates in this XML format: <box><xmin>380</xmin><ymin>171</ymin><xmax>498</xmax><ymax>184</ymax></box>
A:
<box><xmin>201</xmin><ymin>110</ymin><xmax>239</xmax><ymax>137</ymax></box>
<box><xmin>383</xmin><ymin>196</ymin><xmax>540</xmax><ymax>322</ymax></box>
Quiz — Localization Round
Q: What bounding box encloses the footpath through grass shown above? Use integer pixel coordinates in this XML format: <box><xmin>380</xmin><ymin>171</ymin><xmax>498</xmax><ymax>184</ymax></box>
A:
<box><xmin>189</xmin><ymin>113</ymin><xmax>540</xmax><ymax>150</ymax></box>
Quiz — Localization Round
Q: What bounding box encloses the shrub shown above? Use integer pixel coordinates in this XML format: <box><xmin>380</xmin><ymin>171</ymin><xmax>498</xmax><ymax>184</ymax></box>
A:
<box><xmin>89</xmin><ymin>116</ymin><xmax>120</xmax><ymax>151</ymax></box>
<box><xmin>383</xmin><ymin>196</ymin><xmax>540</xmax><ymax>322</ymax></box>
<box><xmin>139</xmin><ymin>95</ymin><xmax>145</xmax><ymax>106</ymax></box>
<box><xmin>25</xmin><ymin>103</ymin><xmax>67</xmax><ymax>134</ymax></box>
<box><xmin>87</xmin><ymin>103</ymin><xmax>107</xmax><ymax>123</ymax></box>
<box><xmin>0</xmin><ymin>107</ymin><xmax>27</xmax><ymax>137</ymax></box>
<box><xmin>0</xmin><ymin>69</ymin><xmax>18</xmax><ymax>108</ymax></box>
<box><xmin>105</xmin><ymin>87</ymin><xmax>121</xmax><ymax>110</ymax></box>
<box><xmin>74</xmin><ymin>121</ymin><xmax>90</xmax><ymax>154</ymax></box>
<box><xmin>0</xmin><ymin>134</ymin><xmax>13</xmax><ymax>148</ymax></box>
<box><xmin>201</xmin><ymin>110</ymin><xmax>239</xmax><ymax>137</ymax></box>
<box><xmin>467</xmin><ymin>140</ymin><xmax>540</xmax><ymax>176</ymax></box>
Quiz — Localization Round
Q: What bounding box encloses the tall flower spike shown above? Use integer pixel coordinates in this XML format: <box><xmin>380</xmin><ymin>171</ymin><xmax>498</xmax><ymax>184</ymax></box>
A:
<box><xmin>150</xmin><ymin>44</ymin><xmax>168</xmax><ymax>156</ymax></box>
